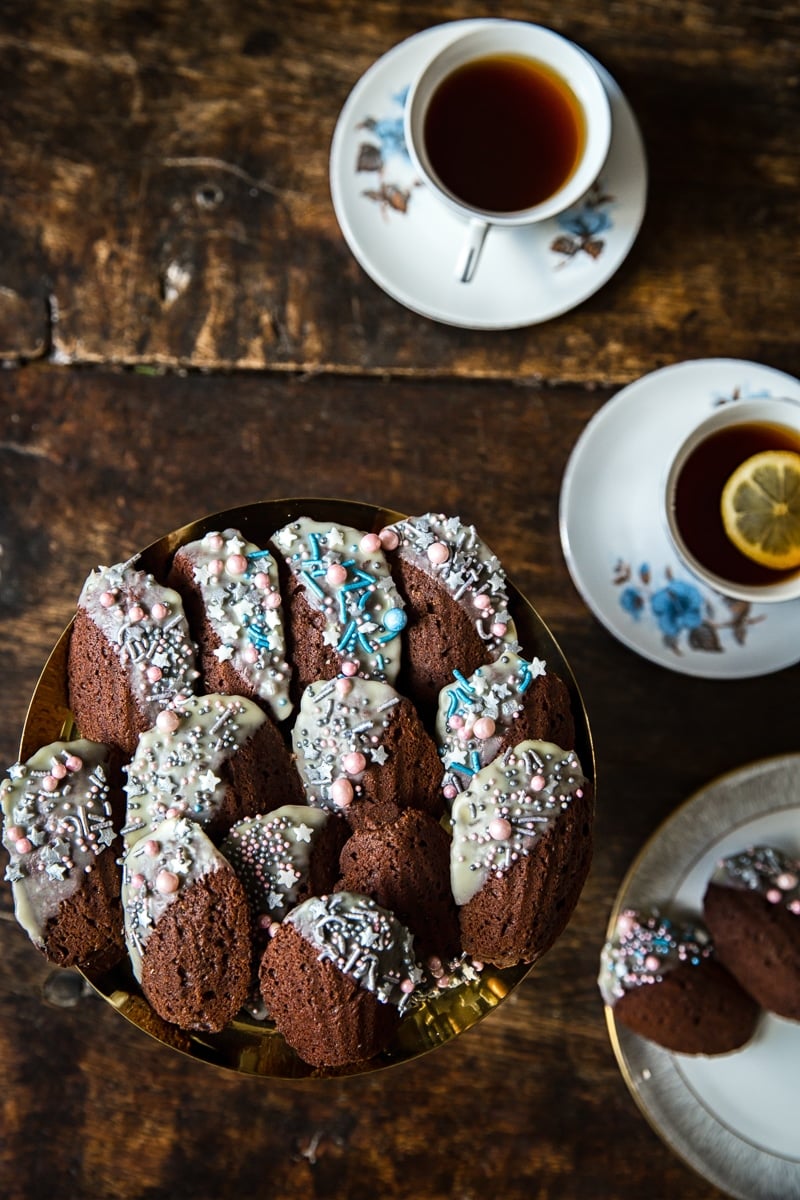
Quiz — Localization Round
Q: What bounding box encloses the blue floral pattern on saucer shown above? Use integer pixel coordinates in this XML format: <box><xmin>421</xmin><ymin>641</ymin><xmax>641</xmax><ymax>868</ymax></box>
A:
<box><xmin>612</xmin><ymin>561</ymin><xmax>764</xmax><ymax>656</ymax></box>
<box><xmin>551</xmin><ymin>180</ymin><xmax>615</xmax><ymax>265</ymax></box>
<box><xmin>355</xmin><ymin>86</ymin><xmax>420</xmax><ymax>216</ymax></box>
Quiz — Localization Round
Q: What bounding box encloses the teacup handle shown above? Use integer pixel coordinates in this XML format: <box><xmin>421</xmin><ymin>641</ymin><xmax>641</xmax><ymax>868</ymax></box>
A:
<box><xmin>455</xmin><ymin>218</ymin><xmax>490</xmax><ymax>283</ymax></box>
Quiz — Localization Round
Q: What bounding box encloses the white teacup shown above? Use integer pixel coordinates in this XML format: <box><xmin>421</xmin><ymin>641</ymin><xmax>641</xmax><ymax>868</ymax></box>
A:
<box><xmin>404</xmin><ymin>20</ymin><xmax>612</xmax><ymax>283</ymax></box>
<box><xmin>665</xmin><ymin>396</ymin><xmax>800</xmax><ymax>603</ymax></box>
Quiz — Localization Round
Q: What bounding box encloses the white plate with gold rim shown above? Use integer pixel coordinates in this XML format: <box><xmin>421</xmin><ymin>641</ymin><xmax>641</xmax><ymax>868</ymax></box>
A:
<box><xmin>604</xmin><ymin>754</ymin><xmax>800</xmax><ymax>1200</ymax></box>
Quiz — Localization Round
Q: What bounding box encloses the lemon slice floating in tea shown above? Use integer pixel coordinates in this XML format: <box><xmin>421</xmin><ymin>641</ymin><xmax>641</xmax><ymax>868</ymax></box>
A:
<box><xmin>720</xmin><ymin>449</ymin><xmax>800</xmax><ymax>570</ymax></box>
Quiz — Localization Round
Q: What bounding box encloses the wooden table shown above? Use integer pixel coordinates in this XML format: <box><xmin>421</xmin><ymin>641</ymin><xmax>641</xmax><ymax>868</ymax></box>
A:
<box><xmin>1</xmin><ymin>3</ymin><xmax>797</xmax><ymax>1198</ymax></box>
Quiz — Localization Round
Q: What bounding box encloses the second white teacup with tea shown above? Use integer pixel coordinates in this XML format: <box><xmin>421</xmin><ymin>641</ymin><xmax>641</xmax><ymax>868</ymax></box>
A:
<box><xmin>665</xmin><ymin>396</ymin><xmax>800</xmax><ymax>603</ymax></box>
<box><xmin>404</xmin><ymin>20</ymin><xmax>612</xmax><ymax>282</ymax></box>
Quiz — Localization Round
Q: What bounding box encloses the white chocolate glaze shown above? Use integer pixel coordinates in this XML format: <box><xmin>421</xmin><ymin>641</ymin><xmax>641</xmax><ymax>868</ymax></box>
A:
<box><xmin>221</xmin><ymin>805</ymin><xmax>330</xmax><ymax>923</ymax></box>
<box><xmin>273</xmin><ymin>518</ymin><xmax>406</xmax><ymax>684</ymax></box>
<box><xmin>598</xmin><ymin>909</ymin><xmax>714</xmax><ymax>1006</ymax></box>
<box><xmin>177</xmin><ymin>528</ymin><xmax>293</xmax><ymax>721</ymax></box>
<box><xmin>122</xmin><ymin>693</ymin><xmax>266</xmax><ymax>849</ymax></box>
<box><xmin>78</xmin><ymin>557</ymin><xmax>199</xmax><ymax>720</ymax></box>
<box><xmin>383</xmin><ymin>512</ymin><xmax>519</xmax><ymax>658</ymax></box>
<box><xmin>285</xmin><ymin>891</ymin><xmax>423</xmax><ymax>1012</ymax></box>
<box><xmin>450</xmin><ymin>739</ymin><xmax>586</xmax><ymax>906</ymax></box>
<box><xmin>1</xmin><ymin>740</ymin><xmax>116</xmax><ymax>946</ymax></box>
<box><xmin>435</xmin><ymin>652</ymin><xmax>547</xmax><ymax>806</ymax></box>
<box><xmin>291</xmin><ymin>676</ymin><xmax>401</xmax><ymax>814</ymax></box>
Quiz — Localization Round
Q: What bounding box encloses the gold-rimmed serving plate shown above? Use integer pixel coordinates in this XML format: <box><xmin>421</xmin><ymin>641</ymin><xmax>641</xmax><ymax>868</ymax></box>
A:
<box><xmin>603</xmin><ymin>754</ymin><xmax>800</xmax><ymax>1198</ymax></box>
<box><xmin>20</xmin><ymin>498</ymin><xmax>594</xmax><ymax>1078</ymax></box>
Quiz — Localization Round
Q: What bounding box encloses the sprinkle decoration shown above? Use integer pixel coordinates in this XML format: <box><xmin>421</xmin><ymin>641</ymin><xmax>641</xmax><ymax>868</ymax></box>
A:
<box><xmin>180</xmin><ymin>529</ymin><xmax>293</xmax><ymax>721</ymax></box>
<box><xmin>122</xmin><ymin>815</ymin><xmax>223</xmax><ymax>981</ymax></box>
<box><xmin>383</xmin><ymin>512</ymin><xmax>519</xmax><ymax>657</ymax></box>
<box><xmin>0</xmin><ymin>739</ymin><xmax>115</xmax><ymax>892</ymax></box>
<box><xmin>286</xmin><ymin>892</ymin><xmax>423</xmax><ymax>1013</ymax></box>
<box><xmin>220</xmin><ymin>807</ymin><xmax>329</xmax><ymax>923</ymax></box>
<box><xmin>436</xmin><ymin>653</ymin><xmax>547</xmax><ymax>805</ymax></box>
<box><xmin>713</xmin><ymin>845</ymin><xmax>800</xmax><ymax>915</ymax></box>
<box><xmin>598</xmin><ymin>909</ymin><xmax>714</xmax><ymax>1005</ymax></box>
<box><xmin>123</xmin><ymin>694</ymin><xmax>266</xmax><ymax>849</ymax></box>
<box><xmin>273</xmin><ymin>519</ymin><xmax>406</xmax><ymax>684</ymax></box>
<box><xmin>79</xmin><ymin>557</ymin><xmax>200</xmax><ymax>720</ymax></box>
<box><xmin>292</xmin><ymin>676</ymin><xmax>400</xmax><ymax>813</ymax></box>
<box><xmin>450</xmin><ymin>740</ymin><xmax>586</xmax><ymax>906</ymax></box>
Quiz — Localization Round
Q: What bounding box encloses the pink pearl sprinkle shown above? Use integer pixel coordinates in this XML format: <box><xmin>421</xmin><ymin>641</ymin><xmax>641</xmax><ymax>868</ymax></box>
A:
<box><xmin>165</xmin><ymin>807</ymin><xmax>180</xmax><ymax>819</ymax></box>
<box><xmin>489</xmin><ymin>817</ymin><xmax>512</xmax><ymax>841</ymax></box>
<box><xmin>379</xmin><ymin>528</ymin><xmax>399</xmax><ymax>551</ymax></box>
<box><xmin>50</xmin><ymin>762</ymin><xmax>68</xmax><ymax>780</ymax></box>
<box><xmin>265</xmin><ymin>591</ymin><xmax>282</xmax><ymax>609</ymax></box>
<box><xmin>128</xmin><ymin>605</ymin><xmax>145</xmax><ymax>623</ymax></box>
<box><xmin>244</xmin><ymin>645</ymin><xmax>259</xmax><ymax>663</ymax></box>
<box><xmin>360</xmin><ymin>532</ymin><xmax>381</xmax><ymax>554</ymax></box>
<box><xmin>326</xmin><ymin>563</ymin><xmax>348</xmax><ymax>587</ymax></box>
<box><xmin>400</xmin><ymin>978</ymin><xmax>415</xmax><ymax>994</ymax></box>
<box><xmin>130</xmin><ymin>873</ymin><xmax>145</xmax><ymax>889</ymax></box>
<box><xmin>6</xmin><ymin>826</ymin><xmax>23</xmax><ymax>841</ymax></box>
<box><xmin>491</xmin><ymin>622</ymin><xmax>508</xmax><ymax>638</ymax></box>
<box><xmin>42</xmin><ymin>775</ymin><xmax>59</xmax><ymax>792</ymax></box>
<box><xmin>144</xmin><ymin>840</ymin><xmax>160</xmax><ymax>856</ymax></box>
<box><xmin>331</xmin><ymin>778</ymin><xmax>354</xmax><ymax>809</ymax></box>
<box><xmin>156</xmin><ymin>709</ymin><xmax>181</xmax><ymax>734</ymax></box>
<box><xmin>65</xmin><ymin>755</ymin><xmax>83</xmax><ymax>772</ymax></box>
<box><xmin>790</xmin><ymin>900</ymin><xmax>800</xmax><ymax>915</ymax></box>
<box><xmin>767</xmin><ymin>888</ymin><xmax>783</xmax><ymax>904</ymax></box>
<box><xmin>341</xmin><ymin>660</ymin><xmax>358</xmax><ymax>677</ymax></box>
<box><xmin>616</xmin><ymin>913</ymin><xmax>636</xmax><ymax>937</ymax></box>
<box><xmin>155</xmin><ymin>870</ymin><xmax>179</xmax><ymax>895</ymax></box>
<box><xmin>146</xmin><ymin>665</ymin><xmax>163</xmax><ymax>683</ymax></box>
<box><xmin>254</xmin><ymin>571</ymin><xmax>270</xmax><ymax>590</ymax></box>
<box><xmin>777</xmin><ymin>872</ymin><xmax>798</xmax><ymax>890</ymax></box>
<box><xmin>473</xmin><ymin>593</ymin><xmax>492</xmax><ymax>611</ymax></box>
<box><xmin>644</xmin><ymin>955</ymin><xmax>661</xmax><ymax>972</ymax></box>
<box><xmin>450</xmin><ymin>714</ymin><xmax>465</xmax><ymax>729</ymax></box>
<box><xmin>15</xmin><ymin>838</ymin><xmax>33</xmax><ymax>855</ymax></box>
<box><xmin>342</xmin><ymin>751</ymin><xmax>367</xmax><ymax>775</ymax></box>
<box><xmin>207</xmin><ymin>533</ymin><xmax>224</xmax><ymax>550</ymax></box>
<box><xmin>99</xmin><ymin>590</ymin><xmax>116</xmax><ymax>608</ymax></box>
<box><xmin>335</xmin><ymin>677</ymin><xmax>353</xmax><ymax>695</ymax></box>
<box><xmin>427</xmin><ymin>541</ymin><xmax>449</xmax><ymax>564</ymax></box>
<box><xmin>473</xmin><ymin>717</ymin><xmax>496</xmax><ymax>740</ymax></box>
<box><xmin>258</xmin><ymin>914</ymin><xmax>273</xmax><ymax>930</ymax></box>
<box><xmin>531</xmin><ymin>774</ymin><xmax>546</xmax><ymax>792</ymax></box>
<box><xmin>227</xmin><ymin>553</ymin><xmax>248</xmax><ymax>575</ymax></box>
<box><xmin>151</xmin><ymin>602</ymin><xmax>168</xmax><ymax>621</ymax></box>
<box><xmin>443</xmin><ymin>784</ymin><xmax>457</xmax><ymax>801</ymax></box>
<box><xmin>209</xmin><ymin>558</ymin><xmax>224</xmax><ymax>577</ymax></box>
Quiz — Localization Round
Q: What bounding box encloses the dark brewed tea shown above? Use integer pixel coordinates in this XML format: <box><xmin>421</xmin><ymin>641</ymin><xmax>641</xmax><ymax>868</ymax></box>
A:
<box><xmin>423</xmin><ymin>54</ymin><xmax>586</xmax><ymax>213</ymax></box>
<box><xmin>673</xmin><ymin>420</ymin><xmax>800</xmax><ymax>586</ymax></box>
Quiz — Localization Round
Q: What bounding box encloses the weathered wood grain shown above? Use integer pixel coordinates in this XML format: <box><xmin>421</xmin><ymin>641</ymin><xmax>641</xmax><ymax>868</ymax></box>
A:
<box><xmin>2</xmin><ymin>365</ymin><xmax>795</xmax><ymax>1199</ymax></box>
<box><xmin>0</xmin><ymin>0</ymin><xmax>797</xmax><ymax>382</ymax></box>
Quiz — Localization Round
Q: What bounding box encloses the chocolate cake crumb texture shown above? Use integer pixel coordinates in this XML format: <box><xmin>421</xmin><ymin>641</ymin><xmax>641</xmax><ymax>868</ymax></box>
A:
<box><xmin>273</xmin><ymin>518</ymin><xmax>406</xmax><ymax>684</ymax></box>
<box><xmin>122</xmin><ymin>693</ymin><xmax>266</xmax><ymax>849</ymax></box>
<box><xmin>173</xmin><ymin>529</ymin><xmax>293</xmax><ymax>722</ymax></box>
<box><xmin>450</xmin><ymin>739</ymin><xmax>587</xmax><ymax>906</ymax></box>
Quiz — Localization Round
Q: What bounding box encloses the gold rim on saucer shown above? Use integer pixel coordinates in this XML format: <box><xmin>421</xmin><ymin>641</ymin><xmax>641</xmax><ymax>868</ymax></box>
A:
<box><xmin>20</xmin><ymin>497</ymin><xmax>594</xmax><ymax>1078</ymax></box>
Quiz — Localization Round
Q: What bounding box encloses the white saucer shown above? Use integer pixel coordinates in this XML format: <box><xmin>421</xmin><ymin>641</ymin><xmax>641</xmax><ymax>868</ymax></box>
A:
<box><xmin>559</xmin><ymin>359</ymin><xmax>800</xmax><ymax>679</ymax></box>
<box><xmin>604</xmin><ymin>753</ymin><xmax>800</xmax><ymax>1200</ymax></box>
<box><xmin>329</xmin><ymin>21</ymin><xmax>647</xmax><ymax>329</ymax></box>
